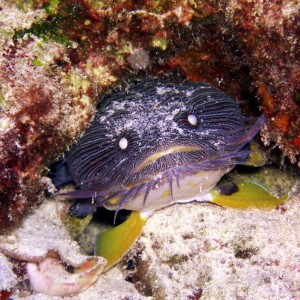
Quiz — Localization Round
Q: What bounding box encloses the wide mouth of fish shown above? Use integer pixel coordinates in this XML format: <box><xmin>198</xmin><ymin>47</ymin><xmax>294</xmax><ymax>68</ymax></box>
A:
<box><xmin>60</xmin><ymin>143</ymin><xmax>250</xmax><ymax>223</ymax></box>
<box><xmin>103</xmin><ymin>149</ymin><xmax>248</xmax><ymax>210</ymax></box>
<box><xmin>134</xmin><ymin>145</ymin><xmax>201</xmax><ymax>173</ymax></box>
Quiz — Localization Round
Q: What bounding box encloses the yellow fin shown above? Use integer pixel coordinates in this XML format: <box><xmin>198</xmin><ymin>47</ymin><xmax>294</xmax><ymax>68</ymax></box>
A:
<box><xmin>95</xmin><ymin>211</ymin><xmax>147</xmax><ymax>270</ymax></box>
<box><xmin>211</xmin><ymin>179</ymin><xmax>288</xmax><ymax>209</ymax></box>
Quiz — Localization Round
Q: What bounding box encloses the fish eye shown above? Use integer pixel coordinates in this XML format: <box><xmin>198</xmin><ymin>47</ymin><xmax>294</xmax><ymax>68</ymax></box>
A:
<box><xmin>188</xmin><ymin>114</ymin><xmax>197</xmax><ymax>126</ymax></box>
<box><xmin>118</xmin><ymin>137</ymin><xmax>128</xmax><ymax>150</ymax></box>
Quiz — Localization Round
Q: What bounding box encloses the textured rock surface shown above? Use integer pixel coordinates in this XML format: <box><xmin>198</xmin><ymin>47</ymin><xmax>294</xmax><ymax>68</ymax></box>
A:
<box><xmin>23</xmin><ymin>268</ymin><xmax>151</xmax><ymax>300</ymax></box>
<box><xmin>0</xmin><ymin>252</ymin><xmax>17</xmax><ymax>291</ymax></box>
<box><xmin>1</xmin><ymin>166</ymin><xmax>298</xmax><ymax>299</ymax></box>
<box><xmin>1</xmin><ymin>0</ymin><xmax>299</xmax><ymax>233</ymax></box>
<box><xmin>0</xmin><ymin>198</ymin><xmax>106</xmax><ymax>297</ymax></box>
<box><xmin>2</xmin><ymin>182</ymin><xmax>298</xmax><ymax>299</ymax></box>
<box><xmin>122</xmin><ymin>192</ymin><xmax>300</xmax><ymax>299</ymax></box>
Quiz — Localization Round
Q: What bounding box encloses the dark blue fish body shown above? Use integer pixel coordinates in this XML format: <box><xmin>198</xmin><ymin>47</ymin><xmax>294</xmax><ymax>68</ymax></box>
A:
<box><xmin>53</xmin><ymin>80</ymin><xmax>265</xmax><ymax>216</ymax></box>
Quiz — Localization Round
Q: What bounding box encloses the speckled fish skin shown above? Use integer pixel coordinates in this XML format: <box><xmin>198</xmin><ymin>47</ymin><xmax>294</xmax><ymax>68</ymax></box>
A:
<box><xmin>62</xmin><ymin>79</ymin><xmax>264</xmax><ymax>212</ymax></box>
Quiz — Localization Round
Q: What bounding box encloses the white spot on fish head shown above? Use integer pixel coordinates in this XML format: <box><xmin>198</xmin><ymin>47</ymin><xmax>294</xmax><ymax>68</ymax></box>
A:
<box><xmin>119</xmin><ymin>137</ymin><xmax>128</xmax><ymax>150</ymax></box>
<box><xmin>188</xmin><ymin>114</ymin><xmax>197</xmax><ymax>126</ymax></box>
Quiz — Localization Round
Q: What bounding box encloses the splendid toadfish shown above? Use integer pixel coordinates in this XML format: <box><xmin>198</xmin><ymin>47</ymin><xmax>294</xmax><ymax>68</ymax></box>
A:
<box><xmin>51</xmin><ymin>79</ymin><xmax>287</xmax><ymax>268</ymax></box>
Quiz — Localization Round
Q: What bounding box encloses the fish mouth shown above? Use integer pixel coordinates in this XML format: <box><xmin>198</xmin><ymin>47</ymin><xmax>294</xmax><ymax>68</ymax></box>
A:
<box><xmin>134</xmin><ymin>145</ymin><xmax>200</xmax><ymax>173</ymax></box>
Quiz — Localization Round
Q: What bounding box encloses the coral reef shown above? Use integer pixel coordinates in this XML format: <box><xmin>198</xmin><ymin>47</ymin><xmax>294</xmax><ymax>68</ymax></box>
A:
<box><xmin>1</xmin><ymin>0</ymin><xmax>299</xmax><ymax>232</ymax></box>
<box><xmin>0</xmin><ymin>0</ymin><xmax>299</xmax><ymax>297</ymax></box>
<box><xmin>0</xmin><ymin>0</ymin><xmax>117</xmax><ymax>232</ymax></box>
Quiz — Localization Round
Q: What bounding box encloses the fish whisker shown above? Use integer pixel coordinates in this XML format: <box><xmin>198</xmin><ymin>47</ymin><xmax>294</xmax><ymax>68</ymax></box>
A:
<box><xmin>113</xmin><ymin>188</ymin><xmax>138</xmax><ymax>224</ymax></box>
<box><xmin>143</xmin><ymin>177</ymin><xmax>161</xmax><ymax>206</ymax></box>
<box><xmin>167</xmin><ymin>169</ymin><xmax>174</xmax><ymax>199</ymax></box>
<box><xmin>175</xmin><ymin>168</ymin><xmax>180</xmax><ymax>188</ymax></box>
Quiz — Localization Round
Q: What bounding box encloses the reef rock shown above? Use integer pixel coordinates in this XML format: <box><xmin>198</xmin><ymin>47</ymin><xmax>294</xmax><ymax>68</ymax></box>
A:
<box><xmin>122</xmin><ymin>190</ymin><xmax>300</xmax><ymax>299</ymax></box>
<box><xmin>0</xmin><ymin>199</ymin><xmax>106</xmax><ymax>297</ymax></box>
<box><xmin>0</xmin><ymin>0</ymin><xmax>299</xmax><ymax>234</ymax></box>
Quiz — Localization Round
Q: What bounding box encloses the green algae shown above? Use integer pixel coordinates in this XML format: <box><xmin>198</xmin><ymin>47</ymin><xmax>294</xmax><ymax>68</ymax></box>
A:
<box><xmin>45</xmin><ymin>0</ymin><xmax>60</xmax><ymax>15</ymax></box>
<box><xmin>32</xmin><ymin>58</ymin><xmax>45</xmax><ymax>67</ymax></box>
<box><xmin>11</xmin><ymin>0</ymin><xmax>60</xmax><ymax>14</ymax></box>
<box><xmin>14</xmin><ymin>15</ymin><xmax>68</xmax><ymax>45</ymax></box>
<box><xmin>65</xmin><ymin>214</ymin><xmax>93</xmax><ymax>239</ymax></box>
<box><xmin>0</xmin><ymin>91</ymin><xmax>4</xmax><ymax>106</ymax></box>
<box><xmin>10</xmin><ymin>0</ymin><xmax>35</xmax><ymax>12</ymax></box>
<box><xmin>295</xmin><ymin>91</ymin><xmax>300</xmax><ymax>114</ymax></box>
<box><xmin>152</xmin><ymin>36</ymin><xmax>168</xmax><ymax>51</ymax></box>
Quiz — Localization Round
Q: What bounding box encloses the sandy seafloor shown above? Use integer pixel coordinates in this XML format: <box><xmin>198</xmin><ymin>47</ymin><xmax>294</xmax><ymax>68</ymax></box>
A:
<box><xmin>1</xmin><ymin>166</ymin><xmax>300</xmax><ymax>300</ymax></box>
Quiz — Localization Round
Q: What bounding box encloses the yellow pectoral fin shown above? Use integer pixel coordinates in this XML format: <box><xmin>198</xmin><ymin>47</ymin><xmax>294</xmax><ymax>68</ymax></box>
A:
<box><xmin>95</xmin><ymin>211</ymin><xmax>148</xmax><ymax>270</ymax></box>
<box><xmin>210</xmin><ymin>179</ymin><xmax>288</xmax><ymax>209</ymax></box>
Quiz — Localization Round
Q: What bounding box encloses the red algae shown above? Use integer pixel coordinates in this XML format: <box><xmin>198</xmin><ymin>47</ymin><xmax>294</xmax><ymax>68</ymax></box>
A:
<box><xmin>0</xmin><ymin>2</ymin><xmax>116</xmax><ymax>232</ymax></box>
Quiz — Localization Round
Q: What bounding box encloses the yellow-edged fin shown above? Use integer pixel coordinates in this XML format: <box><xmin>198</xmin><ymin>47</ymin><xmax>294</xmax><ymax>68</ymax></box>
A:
<box><xmin>210</xmin><ymin>179</ymin><xmax>288</xmax><ymax>209</ymax></box>
<box><xmin>95</xmin><ymin>211</ymin><xmax>148</xmax><ymax>270</ymax></box>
